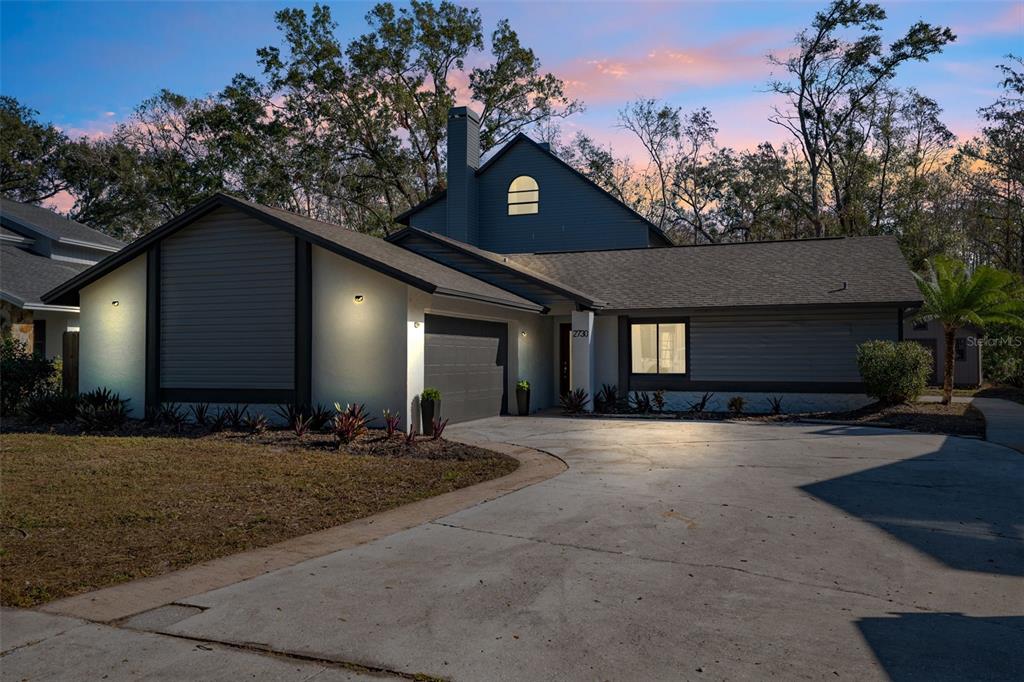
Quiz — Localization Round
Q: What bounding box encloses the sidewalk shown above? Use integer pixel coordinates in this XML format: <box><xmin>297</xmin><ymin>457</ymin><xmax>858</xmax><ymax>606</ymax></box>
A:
<box><xmin>973</xmin><ymin>397</ymin><xmax>1024</xmax><ymax>453</ymax></box>
<box><xmin>0</xmin><ymin>608</ymin><xmax>393</xmax><ymax>681</ymax></box>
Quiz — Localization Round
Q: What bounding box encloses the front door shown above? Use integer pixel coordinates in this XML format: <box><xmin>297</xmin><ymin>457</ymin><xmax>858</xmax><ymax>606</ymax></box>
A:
<box><xmin>559</xmin><ymin>323</ymin><xmax>571</xmax><ymax>396</ymax></box>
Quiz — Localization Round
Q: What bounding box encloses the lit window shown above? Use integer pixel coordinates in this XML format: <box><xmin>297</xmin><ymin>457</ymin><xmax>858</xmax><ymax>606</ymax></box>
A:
<box><xmin>631</xmin><ymin>322</ymin><xmax>686</xmax><ymax>374</ymax></box>
<box><xmin>508</xmin><ymin>176</ymin><xmax>538</xmax><ymax>215</ymax></box>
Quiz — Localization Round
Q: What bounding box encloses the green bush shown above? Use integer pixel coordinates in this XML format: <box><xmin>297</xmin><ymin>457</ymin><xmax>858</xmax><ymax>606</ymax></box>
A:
<box><xmin>981</xmin><ymin>324</ymin><xmax>1024</xmax><ymax>388</ymax></box>
<box><xmin>1</xmin><ymin>336</ymin><xmax>55</xmax><ymax>416</ymax></box>
<box><xmin>421</xmin><ymin>387</ymin><xmax>441</xmax><ymax>402</ymax></box>
<box><xmin>857</xmin><ymin>340</ymin><xmax>932</xmax><ymax>405</ymax></box>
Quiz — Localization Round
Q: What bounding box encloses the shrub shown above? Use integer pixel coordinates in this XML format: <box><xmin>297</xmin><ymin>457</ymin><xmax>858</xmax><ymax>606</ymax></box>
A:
<box><xmin>630</xmin><ymin>391</ymin><xmax>653</xmax><ymax>414</ymax></box>
<box><xmin>332</xmin><ymin>403</ymin><xmax>374</xmax><ymax>445</ymax></box>
<box><xmin>76</xmin><ymin>388</ymin><xmax>130</xmax><ymax>431</ymax></box>
<box><xmin>21</xmin><ymin>391</ymin><xmax>78</xmax><ymax>424</ymax></box>
<box><xmin>243</xmin><ymin>412</ymin><xmax>269</xmax><ymax>435</ymax></box>
<box><xmin>421</xmin><ymin>387</ymin><xmax>441</xmax><ymax>403</ymax></box>
<box><xmin>403</xmin><ymin>426</ymin><xmax>417</xmax><ymax>448</ymax></box>
<box><xmin>209</xmin><ymin>409</ymin><xmax>228</xmax><ymax>432</ymax></box>
<box><xmin>559</xmin><ymin>388</ymin><xmax>590</xmax><ymax>414</ymax></box>
<box><xmin>291</xmin><ymin>414</ymin><xmax>313</xmax><ymax>439</ymax></box>
<box><xmin>158</xmin><ymin>402</ymin><xmax>188</xmax><ymax>429</ymax></box>
<box><xmin>766</xmin><ymin>395</ymin><xmax>785</xmax><ymax>415</ymax></box>
<box><xmin>223</xmin><ymin>404</ymin><xmax>248</xmax><ymax>430</ymax></box>
<box><xmin>431</xmin><ymin>417</ymin><xmax>449</xmax><ymax>440</ymax></box>
<box><xmin>857</xmin><ymin>340</ymin><xmax>932</xmax><ymax>405</ymax></box>
<box><xmin>516</xmin><ymin>379</ymin><xmax>530</xmax><ymax>391</ymax></box>
<box><xmin>727</xmin><ymin>396</ymin><xmax>746</xmax><ymax>415</ymax></box>
<box><xmin>652</xmin><ymin>390</ymin><xmax>666</xmax><ymax>413</ymax></box>
<box><xmin>687</xmin><ymin>392</ymin><xmax>714</xmax><ymax>413</ymax></box>
<box><xmin>982</xmin><ymin>324</ymin><xmax>1024</xmax><ymax>388</ymax></box>
<box><xmin>308</xmin><ymin>403</ymin><xmax>333</xmax><ymax>431</ymax></box>
<box><xmin>189</xmin><ymin>403</ymin><xmax>211</xmax><ymax>426</ymax></box>
<box><xmin>382</xmin><ymin>409</ymin><xmax>401</xmax><ymax>437</ymax></box>
<box><xmin>274</xmin><ymin>403</ymin><xmax>305</xmax><ymax>425</ymax></box>
<box><xmin>595</xmin><ymin>384</ymin><xmax>618</xmax><ymax>413</ymax></box>
<box><xmin>1</xmin><ymin>337</ymin><xmax>55</xmax><ymax>415</ymax></box>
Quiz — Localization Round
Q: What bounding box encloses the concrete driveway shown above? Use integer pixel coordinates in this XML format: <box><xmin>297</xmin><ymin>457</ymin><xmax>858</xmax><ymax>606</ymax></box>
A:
<box><xmin>14</xmin><ymin>418</ymin><xmax>1024</xmax><ymax>680</ymax></box>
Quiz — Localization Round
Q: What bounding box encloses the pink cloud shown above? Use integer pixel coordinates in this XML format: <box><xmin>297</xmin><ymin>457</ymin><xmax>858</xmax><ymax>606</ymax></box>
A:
<box><xmin>556</xmin><ymin>29</ymin><xmax>790</xmax><ymax>103</ymax></box>
<box><xmin>58</xmin><ymin>115</ymin><xmax>119</xmax><ymax>141</ymax></box>
<box><xmin>953</xmin><ymin>2</ymin><xmax>1023</xmax><ymax>38</ymax></box>
<box><xmin>44</xmin><ymin>191</ymin><xmax>76</xmax><ymax>215</ymax></box>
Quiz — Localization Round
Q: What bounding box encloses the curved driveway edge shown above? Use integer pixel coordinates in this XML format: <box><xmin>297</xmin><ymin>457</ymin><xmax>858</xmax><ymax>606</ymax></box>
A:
<box><xmin>39</xmin><ymin>442</ymin><xmax>566</xmax><ymax>624</ymax></box>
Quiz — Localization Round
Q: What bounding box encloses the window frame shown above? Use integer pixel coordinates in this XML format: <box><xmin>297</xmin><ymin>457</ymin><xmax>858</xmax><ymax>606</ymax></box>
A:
<box><xmin>507</xmin><ymin>175</ymin><xmax>539</xmax><ymax>216</ymax></box>
<box><xmin>627</xmin><ymin>317</ymin><xmax>690</xmax><ymax>383</ymax></box>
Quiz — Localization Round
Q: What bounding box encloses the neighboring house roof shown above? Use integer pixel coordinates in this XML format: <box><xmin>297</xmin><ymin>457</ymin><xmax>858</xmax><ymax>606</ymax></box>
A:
<box><xmin>1</xmin><ymin>243</ymin><xmax>88</xmax><ymax>309</ymax></box>
<box><xmin>0</xmin><ymin>198</ymin><xmax>124</xmax><ymax>250</ymax></box>
<box><xmin>509</xmin><ymin>236</ymin><xmax>923</xmax><ymax>311</ymax></box>
<box><xmin>42</xmin><ymin>193</ymin><xmax>544</xmax><ymax>312</ymax></box>
<box><xmin>393</xmin><ymin>134</ymin><xmax>673</xmax><ymax>247</ymax></box>
<box><xmin>388</xmin><ymin>226</ymin><xmax>606</xmax><ymax>308</ymax></box>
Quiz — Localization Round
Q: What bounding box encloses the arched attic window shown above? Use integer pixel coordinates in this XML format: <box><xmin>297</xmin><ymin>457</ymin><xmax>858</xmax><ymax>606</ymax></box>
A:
<box><xmin>507</xmin><ymin>176</ymin><xmax>539</xmax><ymax>215</ymax></box>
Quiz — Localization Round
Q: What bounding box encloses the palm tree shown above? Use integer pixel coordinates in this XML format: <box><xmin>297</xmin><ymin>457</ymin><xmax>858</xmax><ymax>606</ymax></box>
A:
<box><xmin>914</xmin><ymin>257</ymin><xmax>1024</xmax><ymax>404</ymax></box>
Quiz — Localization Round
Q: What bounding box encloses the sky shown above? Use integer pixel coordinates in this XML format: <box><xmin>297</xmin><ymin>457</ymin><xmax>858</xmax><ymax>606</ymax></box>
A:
<box><xmin>2</xmin><ymin>0</ymin><xmax>1021</xmax><ymax>171</ymax></box>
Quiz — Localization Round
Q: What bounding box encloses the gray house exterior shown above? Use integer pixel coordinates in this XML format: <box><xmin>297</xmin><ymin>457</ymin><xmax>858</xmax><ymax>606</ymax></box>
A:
<box><xmin>43</xmin><ymin>107</ymin><xmax>924</xmax><ymax>423</ymax></box>
<box><xmin>1</xmin><ymin>198</ymin><xmax>123</xmax><ymax>358</ymax></box>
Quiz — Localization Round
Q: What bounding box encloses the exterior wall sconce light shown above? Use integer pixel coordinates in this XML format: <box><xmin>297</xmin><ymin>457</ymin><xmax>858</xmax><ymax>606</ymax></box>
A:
<box><xmin>414</xmin><ymin>321</ymin><xmax>421</xmax><ymax>328</ymax></box>
<box><xmin>353</xmin><ymin>295</ymin><xmax>365</xmax><ymax>304</ymax></box>
<box><xmin>111</xmin><ymin>300</ymin><xmax>119</xmax><ymax>307</ymax></box>
<box><xmin>520</xmin><ymin>330</ymin><xmax>528</xmax><ymax>337</ymax></box>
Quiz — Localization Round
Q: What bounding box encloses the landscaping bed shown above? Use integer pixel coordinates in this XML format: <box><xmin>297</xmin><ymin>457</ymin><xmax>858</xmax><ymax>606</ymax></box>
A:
<box><xmin>805</xmin><ymin>401</ymin><xmax>986</xmax><ymax>437</ymax></box>
<box><xmin>0</xmin><ymin>431</ymin><xmax>517</xmax><ymax>608</ymax></box>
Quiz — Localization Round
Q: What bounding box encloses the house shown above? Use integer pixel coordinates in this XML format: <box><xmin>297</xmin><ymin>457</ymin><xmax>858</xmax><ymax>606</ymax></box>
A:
<box><xmin>902</xmin><ymin>317</ymin><xmax>983</xmax><ymax>388</ymax></box>
<box><xmin>1</xmin><ymin>198</ymin><xmax>123</xmax><ymax>358</ymax></box>
<box><xmin>42</xmin><ymin>107</ymin><xmax>923</xmax><ymax>424</ymax></box>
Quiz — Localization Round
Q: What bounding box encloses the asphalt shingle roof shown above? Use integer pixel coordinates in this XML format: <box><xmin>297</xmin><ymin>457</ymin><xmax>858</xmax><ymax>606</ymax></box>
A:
<box><xmin>1</xmin><ymin>244</ymin><xmax>89</xmax><ymax>306</ymax></box>
<box><xmin>0</xmin><ymin>198</ymin><xmax>124</xmax><ymax>249</ymax></box>
<box><xmin>510</xmin><ymin>236</ymin><xmax>922</xmax><ymax>310</ymax></box>
<box><xmin>43</xmin><ymin>194</ymin><xmax>543</xmax><ymax>312</ymax></box>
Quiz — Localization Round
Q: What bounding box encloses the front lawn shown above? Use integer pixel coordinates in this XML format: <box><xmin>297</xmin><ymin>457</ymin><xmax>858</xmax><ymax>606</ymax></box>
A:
<box><xmin>0</xmin><ymin>433</ymin><xmax>517</xmax><ymax>607</ymax></box>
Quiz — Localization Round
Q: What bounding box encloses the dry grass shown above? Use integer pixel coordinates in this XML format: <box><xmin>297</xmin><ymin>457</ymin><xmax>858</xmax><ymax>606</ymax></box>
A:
<box><xmin>0</xmin><ymin>433</ymin><xmax>517</xmax><ymax>607</ymax></box>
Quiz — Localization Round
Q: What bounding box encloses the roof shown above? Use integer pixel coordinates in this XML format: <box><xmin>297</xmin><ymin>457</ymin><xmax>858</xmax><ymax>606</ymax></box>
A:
<box><xmin>42</xmin><ymin>194</ymin><xmax>544</xmax><ymax>312</ymax></box>
<box><xmin>0</xmin><ymin>198</ymin><xmax>124</xmax><ymax>250</ymax></box>
<box><xmin>1</xmin><ymin>243</ymin><xmax>89</xmax><ymax>308</ymax></box>
<box><xmin>393</xmin><ymin>134</ymin><xmax>673</xmax><ymax>246</ymax></box>
<box><xmin>509</xmin><ymin>236</ymin><xmax>923</xmax><ymax>311</ymax></box>
<box><xmin>388</xmin><ymin>227</ymin><xmax>605</xmax><ymax>308</ymax></box>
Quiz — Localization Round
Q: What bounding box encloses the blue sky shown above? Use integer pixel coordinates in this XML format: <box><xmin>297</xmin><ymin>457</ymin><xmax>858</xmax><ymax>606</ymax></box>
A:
<box><xmin>2</xmin><ymin>1</ymin><xmax>1021</xmax><ymax>156</ymax></box>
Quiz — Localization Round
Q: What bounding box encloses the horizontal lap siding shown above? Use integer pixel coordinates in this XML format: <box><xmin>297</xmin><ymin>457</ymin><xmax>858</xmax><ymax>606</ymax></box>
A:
<box><xmin>160</xmin><ymin>208</ymin><xmax>295</xmax><ymax>389</ymax></box>
<box><xmin>688</xmin><ymin>308</ymin><xmax>897</xmax><ymax>383</ymax></box>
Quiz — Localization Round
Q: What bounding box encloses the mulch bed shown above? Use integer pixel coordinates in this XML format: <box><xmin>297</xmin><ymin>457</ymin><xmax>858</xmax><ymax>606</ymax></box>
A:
<box><xmin>0</xmin><ymin>430</ymin><xmax>517</xmax><ymax>608</ymax></box>
<box><xmin>804</xmin><ymin>401</ymin><xmax>986</xmax><ymax>438</ymax></box>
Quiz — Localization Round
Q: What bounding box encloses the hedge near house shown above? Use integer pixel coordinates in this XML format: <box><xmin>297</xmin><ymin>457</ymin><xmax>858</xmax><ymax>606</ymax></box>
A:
<box><xmin>857</xmin><ymin>340</ymin><xmax>933</xmax><ymax>405</ymax></box>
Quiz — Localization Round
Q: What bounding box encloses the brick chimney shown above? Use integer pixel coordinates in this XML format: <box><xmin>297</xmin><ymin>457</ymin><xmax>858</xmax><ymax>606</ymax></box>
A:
<box><xmin>446</xmin><ymin>106</ymin><xmax>480</xmax><ymax>244</ymax></box>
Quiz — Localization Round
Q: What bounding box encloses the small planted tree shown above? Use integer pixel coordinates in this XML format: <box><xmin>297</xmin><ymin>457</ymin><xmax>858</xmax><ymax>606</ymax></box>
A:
<box><xmin>913</xmin><ymin>257</ymin><xmax>1024</xmax><ymax>404</ymax></box>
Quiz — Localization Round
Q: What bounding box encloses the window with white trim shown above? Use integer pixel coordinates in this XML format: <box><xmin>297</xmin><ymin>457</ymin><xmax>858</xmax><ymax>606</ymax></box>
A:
<box><xmin>630</xmin><ymin>321</ymin><xmax>686</xmax><ymax>374</ymax></box>
<box><xmin>507</xmin><ymin>176</ymin><xmax>539</xmax><ymax>215</ymax></box>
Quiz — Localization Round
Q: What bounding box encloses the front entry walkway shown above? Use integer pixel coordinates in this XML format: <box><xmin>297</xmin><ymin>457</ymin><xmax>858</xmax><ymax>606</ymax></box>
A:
<box><xmin>7</xmin><ymin>417</ymin><xmax>1018</xmax><ymax>680</ymax></box>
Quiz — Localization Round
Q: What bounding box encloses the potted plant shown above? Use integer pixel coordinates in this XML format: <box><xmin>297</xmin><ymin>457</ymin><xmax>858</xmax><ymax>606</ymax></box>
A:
<box><xmin>420</xmin><ymin>387</ymin><xmax>441</xmax><ymax>436</ymax></box>
<box><xmin>516</xmin><ymin>379</ymin><xmax>531</xmax><ymax>415</ymax></box>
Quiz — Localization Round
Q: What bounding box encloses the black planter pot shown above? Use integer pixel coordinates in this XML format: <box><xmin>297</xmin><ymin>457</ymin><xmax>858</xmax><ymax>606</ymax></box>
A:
<box><xmin>421</xmin><ymin>398</ymin><xmax>438</xmax><ymax>436</ymax></box>
<box><xmin>516</xmin><ymin>388</ymin><xmax>530</xmax><ymax>415</ymax></box>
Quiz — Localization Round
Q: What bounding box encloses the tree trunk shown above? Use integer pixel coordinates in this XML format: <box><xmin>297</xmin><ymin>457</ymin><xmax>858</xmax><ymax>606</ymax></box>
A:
<box><xmin>942</xmin><ymin>325</ymin><xmax>957</xmax><ymax>405</ymax></box>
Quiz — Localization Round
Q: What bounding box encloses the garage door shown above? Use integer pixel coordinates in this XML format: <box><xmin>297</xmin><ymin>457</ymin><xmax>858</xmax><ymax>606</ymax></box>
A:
<box><xmin>424</xmin><ymin>314</ymin><xmax>507</xmax><ymax>424</ymax></box>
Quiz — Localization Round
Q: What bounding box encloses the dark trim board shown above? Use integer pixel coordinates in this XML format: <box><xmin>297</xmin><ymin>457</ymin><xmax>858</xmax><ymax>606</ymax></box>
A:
<box><xmin>145</xmin><ymin>245</ymin><xmax>160</xmax><ymax>413</ymax></box>
<box><xmin>160</xmin><ymin>388</ymin><xmax>296</xmax><ymax>404</ymax></box>
<box><xmin>295</xmin><ymin>238</ymin><xmax>312</xmax><ymax>407</ymax></box>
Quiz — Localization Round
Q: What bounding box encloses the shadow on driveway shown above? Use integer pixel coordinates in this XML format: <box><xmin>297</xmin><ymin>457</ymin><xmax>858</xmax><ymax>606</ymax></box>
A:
<box><xmin>856</xmin><ymin>613</ymin><xmax>1024</xmax><ymax>681</ymax></box>
<box><xmin>801</xmin><ymin>438</ymin><xmax>1024</xmax><ymax>576</ymax></box>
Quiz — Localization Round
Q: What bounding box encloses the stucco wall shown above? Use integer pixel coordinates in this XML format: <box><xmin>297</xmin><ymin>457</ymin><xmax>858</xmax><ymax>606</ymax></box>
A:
<box><xmin>410</xmin><ymin>292</ymin><xmax>555</xmax><ymax>414</ymax></box>
<box><xmin>311</xmin><ymin>246</ymin><xmax>409</xmax><ymax>420</ymax></box>
<box><xmin>79</xmin><ymin>254</ymin><xmax>147</xmax><ymax>416</ymax></box>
